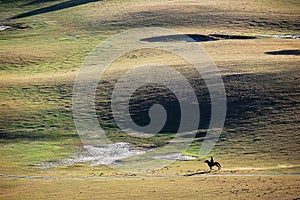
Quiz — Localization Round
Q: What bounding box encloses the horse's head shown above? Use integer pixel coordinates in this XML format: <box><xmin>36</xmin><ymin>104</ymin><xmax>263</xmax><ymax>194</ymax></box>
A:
<box><xmin>204</xmin><ymin>160</ymin><xmax>210</xmax><ymax>164</ymax></box>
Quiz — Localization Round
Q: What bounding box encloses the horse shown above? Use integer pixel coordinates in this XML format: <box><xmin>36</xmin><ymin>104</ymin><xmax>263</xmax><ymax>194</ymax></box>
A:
<box><xmin>204</xmin><ymin>156</ymin><xmax>221</xmax><ymax>171</ymax></box>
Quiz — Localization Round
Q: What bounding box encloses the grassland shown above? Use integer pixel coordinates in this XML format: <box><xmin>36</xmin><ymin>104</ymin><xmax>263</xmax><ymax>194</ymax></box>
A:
<box><xmin>0</xmin><ymin>0</ymin><xmax>300</xmax><ymax>199</ymax></box>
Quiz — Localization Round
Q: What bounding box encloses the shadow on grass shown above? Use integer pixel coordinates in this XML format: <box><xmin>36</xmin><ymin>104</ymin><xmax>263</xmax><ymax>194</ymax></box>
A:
<box><xmin>96</xmin><ymin>82</ymin><xmax>212</xmax><ymax>134</ymax></box>
<box><xmin>209</xmin><ymin>34</ymin><xmax>257</xmax><ymax>40</ymax></box>
<box><xmin>96</xmin><ymin>69</ymin><xmax>299</xmax><ymax>139</ymax></box>
<box><xmin>140</xmin><ymin>34</ymin><xmax>218</xmax><ymax>42</ymax></box>
<box><xmin>9</xmin><ymin>0</ymin><xmax>101</xmax><ymax>19</ymax></box>
<box><xmin>183</xmin><ymin>171</ymin><xmax>210</xmax><ymax>176</ymax></box>
<box><xmin>140</xmin><ymin>34</ymin><xmax>257</xmax><ymax>43</ymax></box>
<box><xmin>265</xmin><ymin>50</ymin><xmax>300</xmax><ymax>55</ymax></box>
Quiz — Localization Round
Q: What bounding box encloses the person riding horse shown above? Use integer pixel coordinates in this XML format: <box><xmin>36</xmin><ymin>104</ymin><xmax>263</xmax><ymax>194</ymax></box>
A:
<box><xmin>204</xmin><ymin>156</ymin><xmax>221</xmax><ymax>171</ymax></box>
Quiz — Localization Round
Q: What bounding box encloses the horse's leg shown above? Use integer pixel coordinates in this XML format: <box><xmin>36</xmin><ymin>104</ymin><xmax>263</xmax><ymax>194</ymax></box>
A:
<box><xmin>215</xmin><ymin>162</ymin><xmax>221</xmax><ymax>170</ymax></box>
<box><xmin>208</xmin><ymin>164</ymin><xmax>212</xmax><ymax>172</ymax></box>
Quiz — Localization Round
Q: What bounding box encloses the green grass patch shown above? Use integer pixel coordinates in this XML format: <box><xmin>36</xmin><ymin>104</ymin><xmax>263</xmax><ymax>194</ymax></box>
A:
<box><xmin>1</xmin><ymin>138</ymin><xmax>79</xmax><ymax>167</ymax></box>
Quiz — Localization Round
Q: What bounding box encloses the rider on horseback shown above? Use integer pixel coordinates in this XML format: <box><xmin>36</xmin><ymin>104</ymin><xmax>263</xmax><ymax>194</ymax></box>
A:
<box><xmin>204</xmin><ymin>156</ymin><xmax>222</xmax><ymax>171</ymax></box>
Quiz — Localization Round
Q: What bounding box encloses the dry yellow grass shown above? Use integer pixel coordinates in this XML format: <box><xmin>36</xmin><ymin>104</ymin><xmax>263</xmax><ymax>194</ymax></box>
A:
<box><xmin>1</xmin><ymin>175</ymin><xmax>299</xmax><ymax>200</ymax></box>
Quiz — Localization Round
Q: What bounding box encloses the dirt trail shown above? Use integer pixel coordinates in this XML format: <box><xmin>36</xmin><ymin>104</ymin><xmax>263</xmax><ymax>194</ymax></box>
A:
<box><xmin>1</xmin><ymin>164</ymin><xmax>299</xmax><ymax>180</ymax></box>
<box><xmin>1</xmin><ymin>173</ymin><xmax>299</xmax><ymax>181</ymax></box>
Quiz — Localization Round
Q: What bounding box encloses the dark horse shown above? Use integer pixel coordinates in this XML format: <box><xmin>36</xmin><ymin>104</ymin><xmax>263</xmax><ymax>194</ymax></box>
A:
<box><xmin>204</xmin><ymin>156</ymin><xmax>221</xmax><ymax>171</ymax></box>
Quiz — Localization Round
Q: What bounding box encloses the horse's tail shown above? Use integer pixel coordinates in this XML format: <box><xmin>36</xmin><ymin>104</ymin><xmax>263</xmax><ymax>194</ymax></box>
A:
<box><xmin>215</xmin><ymin>162</ymin><xmax>222</xmax><ymax>170</ymax></box>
